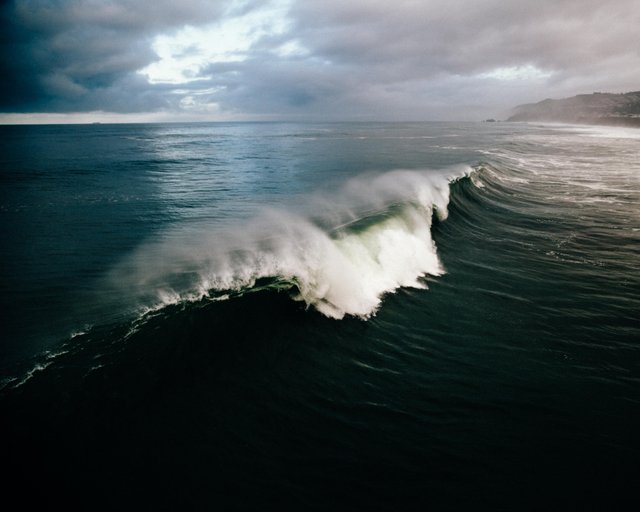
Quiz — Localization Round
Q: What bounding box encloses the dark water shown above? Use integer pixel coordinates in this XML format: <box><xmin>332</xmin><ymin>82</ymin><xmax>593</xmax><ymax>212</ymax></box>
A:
<box><xmin>1</xmin><ymin>122</ymin><xmax>638</xmax><ymax>510</ymax></box>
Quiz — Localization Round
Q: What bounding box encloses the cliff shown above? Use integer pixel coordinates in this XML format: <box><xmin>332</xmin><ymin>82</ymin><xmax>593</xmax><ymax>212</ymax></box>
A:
<box><xmin>507</xmin><ymin>91</ymin><xmax>640</xmax><ymax>127</ymax></box>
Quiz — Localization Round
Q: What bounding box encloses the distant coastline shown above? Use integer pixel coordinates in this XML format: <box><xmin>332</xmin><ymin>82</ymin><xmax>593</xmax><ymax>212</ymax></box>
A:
<box><xmin>507</xmin><ymin>91</ymin><xmax>640</xmax><ymax>127</ymax></box>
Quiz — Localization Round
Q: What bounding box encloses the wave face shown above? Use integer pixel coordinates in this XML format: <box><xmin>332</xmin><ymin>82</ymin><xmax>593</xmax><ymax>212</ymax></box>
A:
<box><xmin>107</xmin><ymin>168</ymin><xmax>466</xmax><ymax>319</ymax></box>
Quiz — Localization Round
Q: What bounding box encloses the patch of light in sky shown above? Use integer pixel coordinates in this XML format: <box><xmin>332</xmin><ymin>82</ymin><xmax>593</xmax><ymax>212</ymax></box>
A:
<box><xmin>479</xmin><ymin>65</ymin><xmax>553</xmax><ymax>81</ymax></box>
<box><xmin>175</xmin><ymin>86</ymin><xmax>224</xmax><ymax>113</ymax></box>
<box><xmin>139</xmin><ymin>0</ymin><xmax>295</xmax><ymax>84</ymax></box>
<box><xmin>274</xmin><ymin>39</ymin><xmax>308</xmax><ymax>58</ymax></box>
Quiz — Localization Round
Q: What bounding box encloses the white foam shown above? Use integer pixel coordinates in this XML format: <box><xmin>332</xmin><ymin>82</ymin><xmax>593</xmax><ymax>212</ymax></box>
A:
<box><xmin>106</xmin><ymin>168</ymin><xmax>465</xmax><ymax>319</ymax></box>
<box><xmin>12</xmin><ymin>361</ymin><xmax>52</xmax><ymax>389</ymax></box>
<box><xmin>575</xmin><ymin>125</ymin><xmax>640</xmax><ymax>140</ymax></box>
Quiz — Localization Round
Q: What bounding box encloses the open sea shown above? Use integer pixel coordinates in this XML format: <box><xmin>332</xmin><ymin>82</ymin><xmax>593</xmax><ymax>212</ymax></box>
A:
<box><xmin>1</xmin><ymin>121</ymin><xmax>638</xmax><ymax>510</ymax></box>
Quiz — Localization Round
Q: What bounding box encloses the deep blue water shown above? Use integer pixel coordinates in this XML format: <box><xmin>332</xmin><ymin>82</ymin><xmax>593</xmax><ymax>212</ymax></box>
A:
<box><xmin>1</xmin><ymin>122</ymin><xmax>639</xmax><ymax>510</ymax></box>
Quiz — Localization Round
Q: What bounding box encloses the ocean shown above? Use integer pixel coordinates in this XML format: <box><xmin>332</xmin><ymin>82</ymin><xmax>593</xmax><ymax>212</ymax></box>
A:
<box><xmin>1</xmin><ymin>121</ymin><xmax>638</xmax><ymax>510</ymax></box>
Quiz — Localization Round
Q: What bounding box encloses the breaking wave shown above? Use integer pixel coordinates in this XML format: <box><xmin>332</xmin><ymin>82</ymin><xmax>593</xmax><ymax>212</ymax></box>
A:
<box><xmin>106</xmin><ymin>167</ymin><xmax>473</xmax><ymax>319</ymax></box>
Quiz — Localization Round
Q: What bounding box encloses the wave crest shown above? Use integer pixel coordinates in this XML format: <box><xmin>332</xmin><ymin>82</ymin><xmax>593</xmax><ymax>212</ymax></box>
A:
<box><xmin>107</xmin><ymin>167</ymin><xmax>469</xmax><ymax>319</ymax></box>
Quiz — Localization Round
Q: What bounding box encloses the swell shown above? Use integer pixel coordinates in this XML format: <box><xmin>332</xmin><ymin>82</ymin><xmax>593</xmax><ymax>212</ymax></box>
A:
<box><xmin>2</xmin><ymin>165</ymin><xmax>489</xmax><ymax>389</ymax></box>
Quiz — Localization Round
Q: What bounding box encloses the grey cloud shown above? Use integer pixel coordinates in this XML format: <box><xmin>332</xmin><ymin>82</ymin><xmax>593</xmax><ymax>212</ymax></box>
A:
<box><xmin>288</xmin><ymin>0</ymin><xmax>640</xmax><ymax>79</ymax></box>
<box><xmin>1</xmin><ymin>0</ymin><xmax>639</xmax><ymax>119</ymax></box>
<box><xmin>191</xmin><ymin>0</ymin><xmax>640</xmax><ymax>119</ymax></box>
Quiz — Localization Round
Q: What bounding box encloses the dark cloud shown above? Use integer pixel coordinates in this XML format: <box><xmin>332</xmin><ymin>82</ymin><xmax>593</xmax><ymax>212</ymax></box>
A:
<box><xmin>0</xmin><ymin>0</ymin><xmax>227</xmax><ymax>112</ymax></box>
<box><xmin>1</xmin><ymin>0</ymin><xmax>639</xmax><ymax>119</ymax></box>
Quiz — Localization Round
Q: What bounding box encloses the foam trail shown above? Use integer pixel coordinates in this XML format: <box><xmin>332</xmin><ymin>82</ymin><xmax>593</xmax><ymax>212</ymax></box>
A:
<box><xmin>107</xmin><ymin>167</ymin><xmax>468</xmax><ymax>319</ymax></box>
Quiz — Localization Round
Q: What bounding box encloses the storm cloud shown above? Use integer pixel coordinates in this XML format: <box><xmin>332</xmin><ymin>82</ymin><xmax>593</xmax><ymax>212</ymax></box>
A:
<box><xmin>1</xmin><ymin>0</ymin><xmax>639</xmax><ymax>121</ymax></box>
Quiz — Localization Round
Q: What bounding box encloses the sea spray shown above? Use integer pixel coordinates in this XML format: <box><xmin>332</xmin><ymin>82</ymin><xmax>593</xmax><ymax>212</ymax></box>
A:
<box><xmin>106</xmin><ymin>167</ymin><xmax>468</xmax><ymax>319</ymax></box>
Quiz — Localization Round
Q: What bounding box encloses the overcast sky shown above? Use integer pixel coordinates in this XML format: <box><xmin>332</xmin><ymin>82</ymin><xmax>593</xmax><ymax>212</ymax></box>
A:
<box><xmin>1</xmin><ymin>0</ymin><xmax>638</xmax><ymax>123</ymax></box>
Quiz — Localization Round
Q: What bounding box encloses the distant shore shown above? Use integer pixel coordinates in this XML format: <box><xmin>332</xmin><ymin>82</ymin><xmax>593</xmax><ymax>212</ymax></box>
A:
<box><xmin>507</xmin><ymin>91</ymin><xmax>640</xmax><ymax>127</ymax></box>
